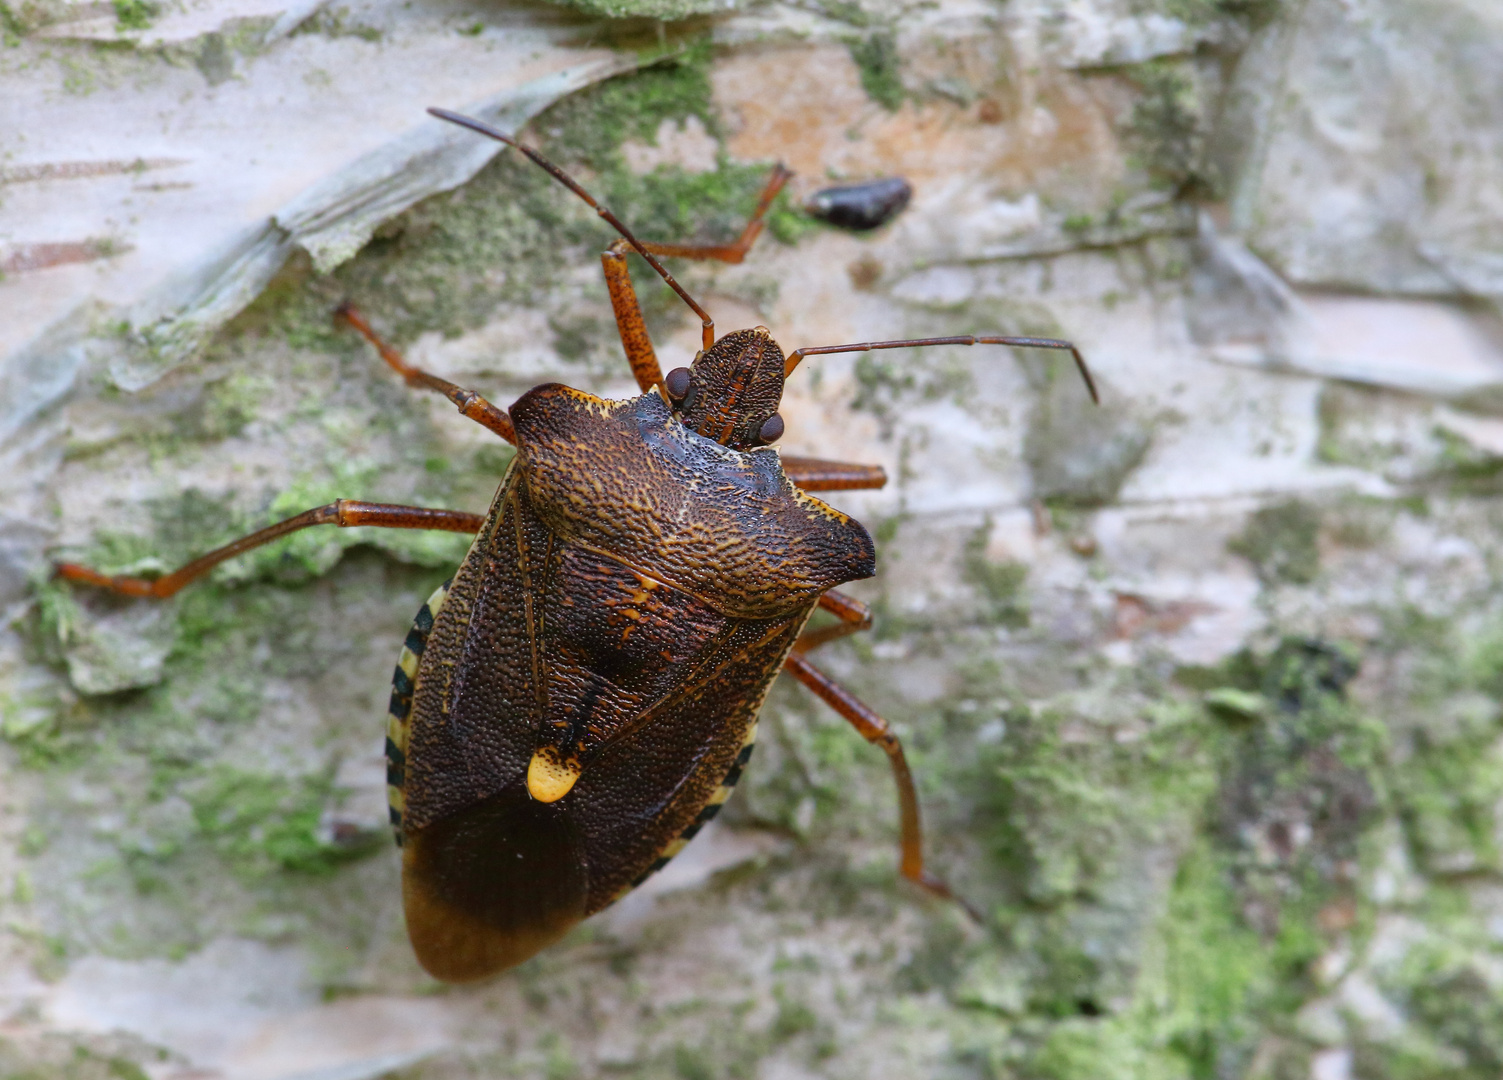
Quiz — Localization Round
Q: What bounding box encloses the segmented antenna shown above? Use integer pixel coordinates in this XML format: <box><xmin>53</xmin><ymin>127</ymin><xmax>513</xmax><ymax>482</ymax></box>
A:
<box><xmin>785</xmin><ymin>335</ymin><xmax>1099</xmax><ymax>404</ymax></box>
<box><xmin>428</xmin><ymin>107</ymin><xmax>717</xmax><ymax>352</ymax></box>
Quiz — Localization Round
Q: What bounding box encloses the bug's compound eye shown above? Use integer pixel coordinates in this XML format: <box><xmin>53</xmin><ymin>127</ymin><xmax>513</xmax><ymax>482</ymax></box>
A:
<box><xmin>758</xmin><ymin>413</ymin><xmax>785</xmax><ymax>444</ymax></box>
<box><xmin>664</xmin><ymin>367</ymin><xmax>692</xmax><ymax>405</ymax></box>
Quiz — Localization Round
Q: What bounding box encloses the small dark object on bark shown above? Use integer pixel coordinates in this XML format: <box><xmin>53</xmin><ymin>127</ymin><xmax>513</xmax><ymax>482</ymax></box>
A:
<box><xmin>805</xmin><ymin>177</ymin><xmax>913</xmax><ymax>231</ymax></box>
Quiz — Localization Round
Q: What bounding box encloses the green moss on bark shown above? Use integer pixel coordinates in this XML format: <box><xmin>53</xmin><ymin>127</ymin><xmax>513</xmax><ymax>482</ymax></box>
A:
<box><xmin>1228</xmin><ymin>499</ymin><xmax>1321</xmax><ymax>584</ymax></box>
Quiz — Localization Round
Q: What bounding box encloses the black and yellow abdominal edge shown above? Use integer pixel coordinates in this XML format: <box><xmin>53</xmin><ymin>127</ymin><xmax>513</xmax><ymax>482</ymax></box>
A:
<box><xmin>616</xmin><ymin>722</ymin><xmax>757</xmax><ymax>902</ymax></box>
<box><xmin>386</xmin><ymin>579</ymin><xmax>451</xmax><ymax>845</ymax></box>
<box><xmin>385</xmin><ymin>579</ymin><xmax>757</xmax><ymax>895</ymax></box>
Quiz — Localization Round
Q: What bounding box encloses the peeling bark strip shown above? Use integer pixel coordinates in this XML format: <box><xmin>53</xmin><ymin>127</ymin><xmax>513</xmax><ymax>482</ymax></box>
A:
<box><xmin>0</xmin><ymin>50</ymin><xmax>640</xmax><ymax>424</ymax></box>
<box><xmin>1</xmin><ymin>240</ymin><xmax>133</xmax><ymax>274</ymax></box>
<box><xmin>0</xmin><ymin>159</ymin><xmax>187</xmax><ymax>184</ymax></box>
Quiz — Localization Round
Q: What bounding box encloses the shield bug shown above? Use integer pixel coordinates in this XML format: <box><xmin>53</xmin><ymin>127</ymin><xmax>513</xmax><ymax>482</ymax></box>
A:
<box><xmin>55</xmin><ymin>107</ymin><xmax>1098</xmax><ymax>982</ymax></box>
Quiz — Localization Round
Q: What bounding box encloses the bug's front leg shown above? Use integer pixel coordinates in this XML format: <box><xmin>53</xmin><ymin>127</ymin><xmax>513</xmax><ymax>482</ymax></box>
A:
<box><xmin>600</xmin><ymin>244</ymin><xmax>667</xmax><ymax>394</ymax></box>
<box><xmin>782</xmin><ymin>650</ymin><xmax>979</xmax><ymax>920</ymax></box>
<box><xmin>338</xmin><ymin>303</ymin><xmax>517</xmax><ymax>443</ymax></box>
<box><xmin>601</xmin><ymin>164</ymin><xmax>794</xmax><ymax>393</ymax></box>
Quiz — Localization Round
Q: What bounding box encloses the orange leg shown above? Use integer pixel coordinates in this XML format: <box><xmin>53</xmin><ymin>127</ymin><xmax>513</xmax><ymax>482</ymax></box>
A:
<box><xmin>337</xmin><ymin>303</ymin><xmax>517</xmax><ymax>444</ymax></box>
<box><xmin>55</xmin><ymin>502</ymin><xmax>483</xmax><ymax>599</ymax></box>
<box><xmin>630</xmin><ymin>164</ymin><xmax>792</xmax><ymax>265</ymax></box>
<box><xmin>795</xmin><ymin>589</ymin><xmax>872</xmax><ymax>653</ymax></box>
<box><xmin>780</xmin><ymin>456</ymin><xmax>886</xmax><ymax>493</ymax></box>
<box><xmin>783</xmin><ymin>650</ymin><xmax>975</xmax><ymax>917</ymax></box>
<box><xmin>601</xmin><ymin>165</ymin><xmax>793</xmax><ymax>393</ymax></box>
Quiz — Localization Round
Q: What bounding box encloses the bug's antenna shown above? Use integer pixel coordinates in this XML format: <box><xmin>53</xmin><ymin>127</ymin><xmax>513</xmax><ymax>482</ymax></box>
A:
<box><xmin>428</xmin><ymin>107</ymin><xmax>717</xmax><ymax>352</ymax></box>
<box><xmin>784</xmin><ymin>335</ymin><xmax>1099</xmax><ymax>404</ymax></box>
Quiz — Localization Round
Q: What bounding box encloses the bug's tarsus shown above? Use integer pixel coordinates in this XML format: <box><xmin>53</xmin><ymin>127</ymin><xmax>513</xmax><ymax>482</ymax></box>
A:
<box><xmin>337</xmin><ymin>301</ymin><xmax>518</xmax><ymax>443</ymax></box>
<box><xmin>428</xmin><ymin>106</ymin><xmax>718</xmax><ymax>351</ymax></box>
<box><xmin>785</xmin><ymin>335</ymin><xmax>1099</xmax><ymax>405</ymax></box>
<box><xmin>627</xmin><ymin>163</ymin><xmax>793</xmax><ymax>264</ymax></box>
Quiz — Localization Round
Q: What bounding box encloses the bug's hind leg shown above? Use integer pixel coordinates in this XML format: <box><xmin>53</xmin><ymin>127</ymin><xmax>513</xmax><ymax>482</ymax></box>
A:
<box><xmin>337</xmin><ymin>303</ymin><xmax>516</xmax><ymax>444</ymax></box>
<box><xmin>602</xmin><ymin>164</ymin><xmax>793</xmax><ymax>393</ymax></box>
<box><xmin>782</xmin><ymin>650</ymin><xmax>979</xmax><ymax>920</ymax></box>
<box><xmin>56</xmin><ymin>502</ymin><xmax>484</xmax><ymax>599</ymax></box>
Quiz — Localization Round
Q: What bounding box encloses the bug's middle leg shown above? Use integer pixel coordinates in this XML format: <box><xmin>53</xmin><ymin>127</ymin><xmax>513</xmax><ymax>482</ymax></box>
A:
<box><xmin>602</xmin><ymin>165</ymin><xmax>793</xmax><ymax>393</ymax></box>
<box><xmin>782</xmin><ymin>650</ymin><xmax>973</xmax><ymax>915</ymax></box>
<box><xmin>780</xmin><ymin>457</ymin><xmax>887</xmax><ymax>493</ymax></box>
<box><xmin>337</xmin><ymin>302</ymin><xmax>516</xmax><ymax>444</ymax></box>
<box><xmin>56</xmin><ymin>502</ymin><xmax>484</xmax><ymax>599</ymax></box>
<box><xmin>795</xmin><ymin>589</ymin><xmax>872</xmax><ymax>653</ymax></box>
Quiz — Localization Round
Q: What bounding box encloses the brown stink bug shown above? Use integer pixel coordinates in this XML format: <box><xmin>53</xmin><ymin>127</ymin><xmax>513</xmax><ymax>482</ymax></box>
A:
<box><xmin>55</xmin><ymin>107</ymin><xmax>1098</xmax><ymax>982</ymax></box>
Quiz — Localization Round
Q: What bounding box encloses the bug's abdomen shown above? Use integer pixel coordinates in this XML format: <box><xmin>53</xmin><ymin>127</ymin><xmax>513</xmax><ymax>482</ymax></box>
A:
<box><xmin>385</xmin><ymin>577</ymin><xmax>452</xmax><ymax>844</ymax></box>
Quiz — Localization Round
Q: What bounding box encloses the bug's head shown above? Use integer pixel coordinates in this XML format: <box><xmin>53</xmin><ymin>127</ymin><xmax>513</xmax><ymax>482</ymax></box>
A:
<box><xmin>663</xmin><ymin>327</ymin><xmax>787</xmax><ymax>451</ymax></box>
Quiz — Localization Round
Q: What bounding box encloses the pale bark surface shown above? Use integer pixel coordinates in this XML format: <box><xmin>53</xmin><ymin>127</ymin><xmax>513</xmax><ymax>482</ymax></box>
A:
<box><xmin>4</xmin><ymin>0</ymin><xmax>1503</xmax><ymax>1077</ymax></box>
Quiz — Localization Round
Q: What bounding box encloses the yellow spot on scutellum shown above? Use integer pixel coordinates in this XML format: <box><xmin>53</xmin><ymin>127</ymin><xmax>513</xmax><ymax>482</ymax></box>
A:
<box><xmin>527</xmin><ymin>748</ymin><xmax>582</xmax><ymax>803</ymax></box>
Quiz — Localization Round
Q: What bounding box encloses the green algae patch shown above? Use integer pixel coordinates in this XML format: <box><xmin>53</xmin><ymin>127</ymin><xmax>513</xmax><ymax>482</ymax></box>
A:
<box><xmin>1124</xmin><ymin>59</ymin><xmax>1215</xmax><ymax>196</ymax></box>
<box><xmin>1387</xmin><ymin>623</ymin><xmax>1503</xmax><ymax>878</ymax></box>
<box><xmin>186</xmin><ymin>767</ymin><xmax>375</xmax><ymax>876</ymax></box>
<box><xmin>14</xmin><ymin>553</ymin><xmax>436</xmax><ymax>967</ymax></box>
<box><xmin>1434</xmin><ymin>427</ymin><xmax>1503</xmax><ymax>495</ymax></box>
<box><xmin>952</xmin><ymin>638</ymin><xmax>1388</xmax><ymax>1074</ymax></box>
<box><xmin>1026</xmin><ymin>359</ymin><xmax>1151</xmax><ymax>508</ymax></box>
<box><xmin>1151</xmin><ymin>841</ymin><xmax>1272</xmax><ymax>1075</ymax></box>
<box><xmin>975</xmin><ymin>694</ymin><xmax>1212</xmax><ymax>910</ymax></box>
<box><xmin>848</xmin><ymin>32</ymin><xmax>904</xmax><ymax>111</ymax></box>
<box><xmin>1386</xmin><ymin>942</ymin><xmax>1503</xmax><ymax>1079</ymax></box>
<box><xmin>964</xmin><ymin>521</ymin><xmax>1029</xmax><ymax>629</ymax></box>
<box><xmin>1024</xmin><ymin>1017</ymin><xmax>1161</xmax><ymax>1080</ymax></box>
<box><xmin>1394</xmin><ymin>703</ymin><xmax>1503</xmax><ymax>877</ymax></box>
<box><xmin>538</xmin><ymin>46</ymin><xmax>812</xmax><ymax>255</ymax></box>
<box><xmin>0</xmin><ymin>1035</ymin><xmax>158</xmax><ymax>1080</ymax></box>
<box><xmin>230</xmin><ymin>45</ymin><xmax>809</xmax><ymax>370</ymax></box>
<box><xmin>110</xmin><ymin>0</ymin><xmax>155</xmax><ymax>30</ymax></box>
<box><xmin>1228</xmin><ymin>498</ymin><xmax>1321</xmax><ymax>584</ymax></box>
<box><xmin>1160</xmin><ymin>0</ymin><xmax>1281</xmax><ymax>27</ymax></box>
<box><xmin>552</xmin><ymin>0</ymin><xmax>738</xmax><ymax>20</ymax></box>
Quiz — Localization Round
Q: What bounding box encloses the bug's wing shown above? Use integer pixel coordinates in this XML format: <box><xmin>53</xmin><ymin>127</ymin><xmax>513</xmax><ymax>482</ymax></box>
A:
<box><xmin>571</xmin><ymin>614</ymin><xmax>803</xmax><ymax>911</ymax></box>
<box><xmin>402</xmin><ymin>789</ymin><xmax>587</xmax><ymax>983</ymax></box>
<box><xmin>398</xmin><ymin>463</ymin><xmax>588</xmax><ymax>981</ymax></box>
